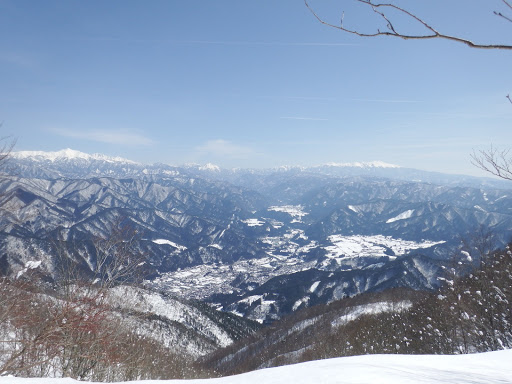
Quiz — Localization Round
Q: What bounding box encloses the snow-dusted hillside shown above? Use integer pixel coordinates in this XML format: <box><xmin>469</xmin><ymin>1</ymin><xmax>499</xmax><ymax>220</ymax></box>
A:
<box><xmin>4</xmin><ymin>149</ymin><xmax>512</xmax><ymax>323</ymax></box>
<box><xmin>106</xmin><ymin>286</ymin><xmax>258</xmax><ymax>356</ymax></box>
<box><xmin>3</xmin><ymin>350</ymin><xmax>512</xmax><ymax>383</ymax></box>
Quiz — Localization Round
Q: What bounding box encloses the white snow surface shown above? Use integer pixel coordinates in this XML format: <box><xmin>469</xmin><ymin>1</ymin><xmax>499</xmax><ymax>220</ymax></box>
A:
<box><xmin>3</xmin><ymin>349</ymin><xmax>512</xmax><ymax>383</ymax></box>
<box><xmin>268</xmin><ymin>205</ymin><xmax>308</xmax><ymax>222</ymax></box>
<box><xmin>324</xmin><ymin>234</ymin><xmax>444</xmax><ymax>260</ymax></box>
<box><xmin>16</xmin><ymin>260</ymin><xmax>42</xmax><ymax>278</ymax></box>
<box><xmin>152</xmin><ymin>239</ymin><xmax>187</xmax><ymax>251</ymax></box>
<box><xmin>331</xmin><ymin>301</ymin><xmax>412</xmax><ymax>328</ymax></box>
<box><xmin>12</xmin><ymin>148</ymin><xmax>136</xmax><ymax>164</ymax></box>
<box><xmin>386</xmin><ymin>209</ymin><xmax>415</xmax><ymax>223</ymax></box>
<box><xmin>25</xmin><ymin>260</ymin><xmax>42</xmax><ymax>269</ymax></box>
<box><xmin>347</xmin><ymin>205</ymin><xmax>359</xmax><ymax>213</ymax></box>
<box><xmin>242</xmin><ymin>218</ymin><xmax>265</xmax><ymax>227</ymax></box>
<box><xmin>309</xmin><ymin>281</ymin><xmax>321</xmax><ymax>293</ymax></box>
<box><xmin>198</xmin><ymin>163</ymin><xmax>221</xmax><ymax>171</ymax></box>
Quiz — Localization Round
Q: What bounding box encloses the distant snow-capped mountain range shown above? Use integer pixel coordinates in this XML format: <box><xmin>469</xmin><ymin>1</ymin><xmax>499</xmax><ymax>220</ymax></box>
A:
<box><xmin>10</xmin><ymin>148</ymin><xmax>509</xmax><ymax>189</ymax></box>
<box><xmin>12</xmin><ymin>148</ymin><xmax>400</xmax><ymax>170</ymax></box>
<box><xmin>12</xmin><ymin>148</ymin><xmax>137</xmax><ymax>164</ymax></box>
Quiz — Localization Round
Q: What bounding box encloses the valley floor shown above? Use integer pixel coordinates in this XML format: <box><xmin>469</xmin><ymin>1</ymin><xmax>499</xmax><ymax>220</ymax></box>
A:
<box><xmin>3</xmin><ymin>349</ymin><xmax>512</xmax><ymax>384</ymax></box>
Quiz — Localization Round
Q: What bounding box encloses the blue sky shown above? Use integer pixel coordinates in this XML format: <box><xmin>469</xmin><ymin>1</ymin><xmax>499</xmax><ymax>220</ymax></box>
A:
<box><xmin>1</xmin><ymin>0</ymin><xmax>511</xmax><ymax>176</ymax></box>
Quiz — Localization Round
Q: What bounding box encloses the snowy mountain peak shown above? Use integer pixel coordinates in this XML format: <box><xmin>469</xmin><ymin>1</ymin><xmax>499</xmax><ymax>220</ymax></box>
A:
<box><xmin>323</xmin><ymin>161</ymin><xmax>401</xmax><ymax>169</ymax></box>
<box><xmin>12</xmin><ymin>148</ymin><xmax>137</xmax><ymax>164</ymax></box>
<box><xmin>275</xmin><ymin>165</ymin><xmax>306</xmax><ymax>172</ymax></box>
<box><xmin>199</xmin><ymin>163</ymin><xmax>221</xmax><ymax>172</ymax></box>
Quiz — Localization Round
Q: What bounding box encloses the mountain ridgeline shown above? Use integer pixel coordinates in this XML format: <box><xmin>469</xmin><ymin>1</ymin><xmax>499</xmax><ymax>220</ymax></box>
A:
<box><xmin>2</xmin><ymin>149</ymin><xmax>512</xmax><ymax>325</ymax></box>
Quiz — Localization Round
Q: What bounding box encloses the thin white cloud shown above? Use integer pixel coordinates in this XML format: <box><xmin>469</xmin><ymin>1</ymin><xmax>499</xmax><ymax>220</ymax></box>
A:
<box><xmin>389</xmin><ymin>111</ymin><xmax>508</xmax><ymax>119</ymax></box>
<box><xmin>181</xmin><ymin>40</ymin><xmax>359</xmax><ymax>47</ymax></box>
<box><xmin>385</xmin><ymin>137</ymin><xmax>479</xmax><ymax>150</ymax></box>
<box><xmin>195</xmin><ymin>139</ymin><xmax>254</xmax><ymax>159</ymax></box>
<box><xmin>60</xmin><ymin>37</ymin><xmax>359</xmax><ymax>47</ymax></box>
<box><xmin>351</xmin><ymin>98</ymin><xmax>421</xmax><ymax>103</ymax></box>
<box><xmin>49</xmin><ymin>128</ymin><xmax>154</xmax><ymax>146</ymax></box>
<box><xmin>286</xmin><ymin>96</ymin><xmax>337</xmax><ymax>101</ymax></box>
<box><xmin>280</xmin><ymin>116</ymin><xmax>329</xmax><ymax>121</ymax></box>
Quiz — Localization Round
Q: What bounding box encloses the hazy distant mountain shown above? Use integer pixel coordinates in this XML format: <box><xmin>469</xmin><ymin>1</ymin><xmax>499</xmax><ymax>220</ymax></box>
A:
<box><xmin>9</xmin><ymin>148</ymin><xmax>510</xmax><ymax>189</ymax></box>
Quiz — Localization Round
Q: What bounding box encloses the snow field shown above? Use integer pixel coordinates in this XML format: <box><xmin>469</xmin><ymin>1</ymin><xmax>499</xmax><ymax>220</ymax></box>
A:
<box><xmin>324</xmin><ymin>234</ymin><xmax>445</xmax><ymax>260</ymax></box>
<box><xmin>3</xmin><ymin>349</ymin><xmax>512</xmax><ymax>384</ymax></box>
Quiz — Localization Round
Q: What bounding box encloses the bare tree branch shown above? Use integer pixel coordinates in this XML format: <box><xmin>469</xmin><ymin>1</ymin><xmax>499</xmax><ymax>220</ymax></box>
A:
<box><xmin>471</xmin><ymin>146</ymin><xmax>512</xmax><ymax>181</ymax></box>
<box><xmin>305</xmin><ymin>0</ymin><xmax>512</xmax><ymax>50</ymax></box>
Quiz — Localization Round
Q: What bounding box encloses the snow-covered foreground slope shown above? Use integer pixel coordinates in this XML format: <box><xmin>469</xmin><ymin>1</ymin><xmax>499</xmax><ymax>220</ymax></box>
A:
<box><xmin>4</xmin><ymin>350</ymin><xmax>512</xmax><ymax>384</ymax></box>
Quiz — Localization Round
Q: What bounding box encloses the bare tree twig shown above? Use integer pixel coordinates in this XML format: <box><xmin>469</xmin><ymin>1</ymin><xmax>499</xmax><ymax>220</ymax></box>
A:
<box><xmin>504</xmin><ymin>0</ymin><xmax>512</xmax><ymax>10</ymax></box>
<box><xmin>495</xmin><ymin>0</ymin><xmax>512</xmax><ymax>23</ymax></box>
<box><xmin>495</xmin><ymin>11</ymin><xmax>512</xmax><ymax>23</ymax></box>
